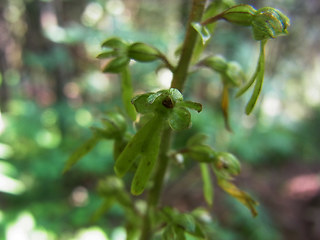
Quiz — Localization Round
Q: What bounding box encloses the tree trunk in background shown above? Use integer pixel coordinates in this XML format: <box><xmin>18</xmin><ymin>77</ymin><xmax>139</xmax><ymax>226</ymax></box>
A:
<box><xmin>23</xmin><ymin>0</ymin><xmax>69</xmax><ymax>103</ymax></box>
<box><xmin>0</xmin><ymin>5</ymin><xmax>10</xmax><ymax>112</ymax></box>
<box><xmin>23</xmin><ymin>0</ymin><xmax>72</xmax><ymax>136</ymax></box>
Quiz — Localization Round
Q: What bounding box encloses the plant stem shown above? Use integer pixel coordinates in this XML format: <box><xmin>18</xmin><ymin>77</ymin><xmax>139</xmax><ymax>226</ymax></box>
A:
<box><xmin>171</xmin><ymin>0</ymin><xmax>207</xmax><ymax>91</ymax></box>
<box><xmin>139</xmin><ymin>0</ymin><xmax>207</xmax><ymax>239</ymax></box>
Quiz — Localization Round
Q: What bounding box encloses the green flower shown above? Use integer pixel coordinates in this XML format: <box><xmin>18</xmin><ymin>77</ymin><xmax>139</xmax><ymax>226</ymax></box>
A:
<box><xmin>252</xmin><ymin>7</ymin><xmax>290</xmax><ymax>41</ymax></box>
<box><xmin>132</xmin><ymin>88</ymin><xmax>202</xmax><ymax>131</ymax></box>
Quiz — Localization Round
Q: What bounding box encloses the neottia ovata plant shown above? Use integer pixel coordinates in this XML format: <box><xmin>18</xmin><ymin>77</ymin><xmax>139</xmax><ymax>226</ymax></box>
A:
<box><xmin>64</xmin><ymin>0</ymin><xmax>289</xmax><ymax>239</ymax></box>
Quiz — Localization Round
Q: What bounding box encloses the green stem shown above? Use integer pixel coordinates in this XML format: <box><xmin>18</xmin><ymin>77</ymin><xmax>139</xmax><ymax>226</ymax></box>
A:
<box><xmin>139</xmin><ymin>0</ymin><xmax>207</xmax><ymax>239</ymax></box>
<box><xmin>171</xmin><ymin>0</ymin><xmax>207</xmax><ymax>91</ymax></box>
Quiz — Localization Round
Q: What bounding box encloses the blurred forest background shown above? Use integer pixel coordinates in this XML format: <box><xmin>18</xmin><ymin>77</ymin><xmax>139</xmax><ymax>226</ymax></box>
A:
<box><xmin>0</xmin><ymin>0</ymin><xmax>320</xmax><ymax>239</ymax></box>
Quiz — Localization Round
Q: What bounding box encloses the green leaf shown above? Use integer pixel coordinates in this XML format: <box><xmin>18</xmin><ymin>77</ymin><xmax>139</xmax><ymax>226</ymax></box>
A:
<box><xmin>191</xmin><ymin>22</ymin><xmax>211</xmax><ymax>45</ymax></box>
<box><xmin>63</xmin><ymin>135</ymin><xmax>100</xmax><ymax>174</ymax></box>
<box><xmin>131</xmin><ymin>93</ymin><xmax>154</xmax><ymax>114</ymax></box>
<box><xmin>200</xmin><ymin>163</ymin><xmax>213</xmax><ymax>206</ymax></box>
<box><xmin>102</xmin><ymin>56</ymin><xmax>130</xmax><ymax>73</ymax></box>
<box><xmin>101</xmin><ymin>37</ymin><xmax>128</xmax><ymax>49</ymax></box>
<box><xmin>168</xmin><ymin>107</ymin><xmax>191</xmax><ymax>131</ymax></box>
<box><xmin>121</xmin><ymin>67</ymin><xmax>137</xmax><ymax>121</ymax></box>
<box><xmin>131</xmin><ymin>116</ymin><xmax>163</xmax><ymax>195</ymax></box>
<box><xmin>177</xmin><ymin>101</ymin><xmax>202</xmax><ymax>113</ymax></box>
<box><xmin>128</xmin><ymin>42</ymin><xmax>160</xmax><ymax>62</ymax></box>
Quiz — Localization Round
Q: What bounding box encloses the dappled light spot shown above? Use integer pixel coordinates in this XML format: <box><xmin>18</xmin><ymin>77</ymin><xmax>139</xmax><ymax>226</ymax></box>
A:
<box><xmin>4</xmin><ymin>3</ymin><xmax>23</xmax><ymax>23</ymax></box>
<box><xmin>75</xmin><ymin>226</ymin><xmax>109</xmax><ymax>240</ymax></box>
<box><xmin>86</xmin><ymin>71</ymin><xmax>110</xmax><ymax>92</ymax></box>
<box><xmin>262</xmin><ymin>94</ymin><xmax>281</xmax><ymax>117</ymax></box>
<box><xmin>40</xmin><ymin>4</ymin><xmax>66</xmax><ymax>43</ymax></box>
<box><xmin>8</xmin><ymin>100</ymin><xmax>34</xmax><ymax>116</ymax></box>
<box><xmin>285</xmin><ymin>173</ymin><xmax>320</xmax><ymax>200</ymax></box>
<box><xmin>44</xmin><ymin>25</ymin><xmax>66</xmax><ymax>43</ymax></box>
<box><xmin>75</xmin><ymin>109</ymin><xmax>93</xmax><ymax>127</ymax></box>
<box><xmin>71</xmin><ymin>186</ymin><xmax>89</xmax><ymax>207</ymax></box>
<box><xmin>157</xmin><ymin>68</ymin><xmax>172</xmax><ymax>89</ymax></box>
<box><xmin>0</xmin><ymin>174</ymin><xmax>25</xmax><ymax>195</ymax></box>
<box><xmin>37</xmin><ymin>89</ymin><xmax>56</xmax><ymax>107</ymax></box>
<box><xmin>6</xmin><ymin>212</ymin><xmax>35</xmax><ymax>240</ymax></box>
<box><xmin>106</xmin><ymin>0</ymin><xmax>125</xmax><ymax>16</ymax></box>
<box><xmin>305</xmin><ymin>85</ymin><xmax>320</xmax><ymax>106</ymax></box>
<box><xmin>5</xmin><ymin>212</ymin><xmax>55</xmax><ymax>240</ymax></box>
<box><xmin>0</xmin><ymin>112</ymin><xmax>5</xmax><ymax>135</ymax></box>
<box><xmin>284</xmin><ymin>101</ymin><xmax>307</xmax><ymax>122</ymax></box>
<box><xmin>303</xmin><ymin>56</ymin><xmax>320</xmax><ymax>106</ymax></box>
<box><xmin>41</xmin><ymin>109</ymin><xmax>58</xmax><ymax>127</ymax></box>
<box><xmin>64</xmin><ymin>82</ymin><xmax>81</xmax><ymax>99</ymax></box>
<box><xmin>111</xmin><ymin>227</ymin><xmax>126</xmax><ymax>240</ymax></box>
<box><xmin>35</xmin><ymin>128</ymin><xmax>61</xmax><ymax>149</ymax></box>
<box><xmin>82</xmin><ymin>2</ymin><xmax>104</xmax><ymax>27</ymax></box>
<box><xmin>0</xmin><ymin>143</ymin><xmax>13</xmax><ymax>159</ymax></box>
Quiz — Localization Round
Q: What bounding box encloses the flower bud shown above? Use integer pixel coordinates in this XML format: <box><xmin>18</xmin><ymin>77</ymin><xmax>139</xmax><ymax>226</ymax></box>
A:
<box><xmin>225</xmin><ymin>61</ymin><xmax>244</xmax><ymax>86</ymax></box>
<box><xmin>252</xmin><ymin>7</ymin><xmax>290</xmax><ymax>41</ymax></box>
<box><xmin>202</xmin><ymin>55</ymin><xmax>228</xmax><ymax>73</ymax></box>
<box><xmin>128</xmin><ymin>42</ymin><xmax>160</xmax><ymax>62</ymax></box>
<box><xmin>221</xmin><ymin>4</ymin><xmax>257</xmax><ymax>26</ymax></box>
<box><xmin>214</xmin><ymin>152</ymin><xmax>241</xmax><ymax>178</ymax></box>
<box><xmin>97</xmin><ymin>176</ymin><xmax>124</xmax><ymax>195</ymax></box>
<box><xmin>187</xmin><ymin>145</ymin><xmax>217</xmax><ymax>163</ymax></box>
<box><xmin>101</xmin><ymin>112</ymin><xmax>127</xmax><ymax>138</ymax></box>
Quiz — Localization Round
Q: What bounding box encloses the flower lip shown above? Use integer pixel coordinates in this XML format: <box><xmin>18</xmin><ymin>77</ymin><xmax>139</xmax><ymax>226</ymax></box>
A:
<box><xmin>162</xmin><ymin>96</ymin><xmax>174</xmax><ymax>109</ymax></box>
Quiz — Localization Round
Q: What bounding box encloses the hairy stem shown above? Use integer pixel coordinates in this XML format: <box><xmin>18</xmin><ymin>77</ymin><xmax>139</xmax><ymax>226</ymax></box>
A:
<box><xmin>139</xmin><ymin>0</ymin><xmax>207</xmax><ymax>239</ymax></box>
